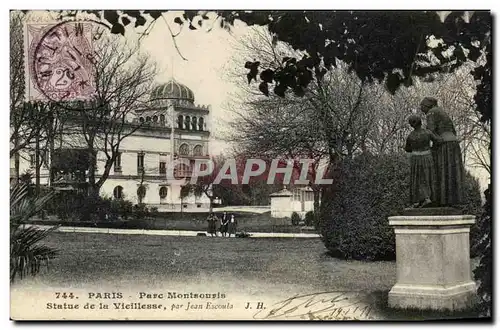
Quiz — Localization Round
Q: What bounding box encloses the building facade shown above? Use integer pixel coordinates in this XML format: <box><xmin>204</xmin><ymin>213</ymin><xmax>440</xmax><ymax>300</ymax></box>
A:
<box><xmin>12</xmin><ymin>80</ymin><xmax>213</xmax><ymax>211</ymax></box>
<box><xmin>270</xmin><ymin>186</ymin><xmax>316</xmax><ymax>218</ymax></box>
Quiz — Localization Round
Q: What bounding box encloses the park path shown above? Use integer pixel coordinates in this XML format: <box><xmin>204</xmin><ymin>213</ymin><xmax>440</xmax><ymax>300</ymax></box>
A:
<box><xmin>23</xmin><ymin>224</ymin><xmax>321</xmax><ymax>238</ymax></box>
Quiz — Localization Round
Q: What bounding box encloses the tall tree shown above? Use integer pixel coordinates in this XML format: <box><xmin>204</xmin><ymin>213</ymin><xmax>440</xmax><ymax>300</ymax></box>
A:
<box><xmin>61</xmin><ymin>37</ymin><xmax>158</xmax><ymax>196</ymax></box>
<box><xmin>179</xmin><ymin>155</ymin><xmax>225</xmax><ymax>213</ymax></box>
<box><xmin>9</xmin><ymin>13</ymin><xmax>55</xmax><ymax>181</ymax></box>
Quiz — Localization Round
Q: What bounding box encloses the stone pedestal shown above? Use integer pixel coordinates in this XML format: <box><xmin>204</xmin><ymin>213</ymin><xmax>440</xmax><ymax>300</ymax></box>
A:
<box><xmin>388</xmin><ymin>211</ymin><xmax>476</xmax><ymax>311</ymax></box>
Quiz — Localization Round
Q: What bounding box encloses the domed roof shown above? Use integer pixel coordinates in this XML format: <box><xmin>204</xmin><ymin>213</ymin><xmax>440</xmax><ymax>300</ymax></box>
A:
<box><xmin>151</xmin><ymin>80</ymin><xmax>195</xmax><ymax>103</ymax></box>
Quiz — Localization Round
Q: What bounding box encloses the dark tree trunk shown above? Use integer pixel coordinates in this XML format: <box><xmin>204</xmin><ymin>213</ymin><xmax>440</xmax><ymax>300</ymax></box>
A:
<box><xmin>14</xmin><ymin>151</ymin><xmax>20</xmax><ymax>183</ymax></box>
<box><xmin>312</xmin><ymin>188</ymin><xmax>321</xmax><ymax>227</ymax></box>
<box><xmin>35</xmin><ymin>134</ymin><xmax>40</xmax><ymax>196</ymax></box>
<box><xmin>209</xmin><ymin>197</ymin><xmax>214</xmax><ymax>214</ymax></box>
<box><xmin>12</xmin><ymin>132</ymin><xmax>20</xmax><ymax>183</ymax></box>
<box><xmin>87</xmin><ymin>148</ymin><xmax>98</xmax><ymax>197</ymax></box>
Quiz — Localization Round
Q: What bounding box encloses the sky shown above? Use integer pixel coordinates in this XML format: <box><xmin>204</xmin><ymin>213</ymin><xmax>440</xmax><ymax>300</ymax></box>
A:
<box><xmin>137</xmin><ymin>11</ymin><xmax>251</xmax><ymax>155</ymax></box>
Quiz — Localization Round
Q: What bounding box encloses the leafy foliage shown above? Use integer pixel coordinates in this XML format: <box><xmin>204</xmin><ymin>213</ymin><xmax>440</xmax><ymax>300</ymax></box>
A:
<box><xmin>45</xmin><ymin>193</ymin><xmax>137</xmax><ymax>222</ymax></box>
<box><xmin>70</xmin><ymin>10</ymin><xmax>491</xmax><ymax>122</ymax></box>
<box><xmin>319</xmin><ymin>153</ymin><xmax>407</xmax><ymax>261</ymax></box>
<box><xmin>110</xmin><ymin>198</ymin><xmax>134</xmax><ymax>220</ymax></box>
<box><xmin>319</xmin><ymin>153</ymin><xmax>482</xmax><ymax>261</ymax></box>
<box><xmin>291</xmin><ymin>212</ymin><xmax>301</xmax><ymax>226</ymax></box>
<box><xmin>304</xmin><ymin>211</ymin><xmax>315</xmax><ymax>226</ymax></box>
<box><xmin>10</xmin><ymin>183</ymin><xmax>58</xmax><ymax>282</ymax></box>
<box><xmin>132</xmin><ymin>203</ymin><xmax>150</xmax><ymax>220</ymax></box>
<box><xmin>464</xmin><ymin>174</ymin><xmax>485</xmax><ymax>257</ymax></box>
<box><xmin>473</xmin><ymin>185</ymin><xmax>492</xmax><ymax>317</ymax></box>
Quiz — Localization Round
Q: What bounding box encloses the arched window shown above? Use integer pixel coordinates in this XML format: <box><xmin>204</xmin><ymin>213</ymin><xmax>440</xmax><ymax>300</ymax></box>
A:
<box><xmin>179</xmin><ymin>143</ymin><xmax>189</xmax><ymax>156</ymax></box>
<box><xmin>160</xmin><ymin>114</ymin><xmax>165</xmax><ymax>124</ymax></box>
<box><xmin>191</xmin><ymin>117</ymin><xmax>197</xmax><ymax>130</ymax></box>
<box><xmin>139</xmin><ymin>117</ymin><xmax>145</xmax><ymax>123</ymax></box>
<box><xmin>137</xmin><ymin>186</ymin><xmax>146</xmax><ymax>199</ymax></box>
<box><xmin>177</xmin><ymin>115</ymin><xmax>183</xmax><ymax>129</ymax></box>
<box><xmin>198</xmin><ymin>117</ymin><xmax>204</xmax><ymax>131</ymax></box>
<box><xmin>193</xmin><ymin>145</ymin><xmax>203</xmax><ymax>156</ymax></box>
<box><xmin>113</xmin><ymin>186</ymin><xmax>123</xmax><ymax>199</ymax></box>
<box><xmin>184</xmin><ymin>116</ymin><xmax>191</xmax><ymax>130</ymax></box>
<box><xmin>159</xmin><ymin>187</ymin><xmax>168</xmax><ymax>199</ymax></box>
<box><xmin>153</xmin><ymin>115</ymin><xmax>158</xmax><ymax>122</ymax></box>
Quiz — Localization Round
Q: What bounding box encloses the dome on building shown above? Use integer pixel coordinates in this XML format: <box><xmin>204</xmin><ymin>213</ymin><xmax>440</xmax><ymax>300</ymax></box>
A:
<box><xmin>150</xmin><ymin>80</ymin><xmax>195</xmax><ymax>103</ymax></box>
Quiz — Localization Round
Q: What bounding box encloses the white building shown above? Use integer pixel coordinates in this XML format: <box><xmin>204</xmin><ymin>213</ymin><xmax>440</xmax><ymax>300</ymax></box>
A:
<box><xmin>12</xmin><ymin>80</ymin><xmax>213</xmax><ymax>211</ymax></box>
<box><xmin>270</xmin><ymin>186</ymin><xmax>316</xmax><ymax>218</ymax></box>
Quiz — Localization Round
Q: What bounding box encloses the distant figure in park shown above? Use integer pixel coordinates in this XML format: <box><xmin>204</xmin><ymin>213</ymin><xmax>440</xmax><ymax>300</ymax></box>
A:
<box><xmin>228</xmin><ymin>214</ymin><xmax>237</xmax><ymax>237</ymax></box>
<box><xmin>220</xmin><ymin>212</ymin><xmax>228</xmax><ymax>237</ymax></box>
<box><xmin>405</xmin><ymin>115</ymin><xmax>441</xmax><ymax>208</ymax></box>
<box><xmin>207</xmin><ymin>213</ymin><xmax>217</xmax><ymax>237</ymax></box>
<box><xmin>420</xmin><ymin>97</ymin><xmax>465</xmax><ymax>206</ymax></box>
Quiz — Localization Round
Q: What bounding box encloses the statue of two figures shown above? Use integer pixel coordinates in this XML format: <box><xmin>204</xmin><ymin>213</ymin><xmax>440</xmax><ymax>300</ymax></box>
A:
<box><xmin>405</xmin><ymin>97</ymin><xmax>465</xmax><ymax>208</ymax></box>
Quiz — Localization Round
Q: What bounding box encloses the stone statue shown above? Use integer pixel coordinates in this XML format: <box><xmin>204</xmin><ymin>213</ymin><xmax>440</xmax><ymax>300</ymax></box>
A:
<box><xmin>420</xmin><ymin>97</ymin><xmax>465</xmax><ymax>206</ymax></box>
<box><xmin>404</xmin><ymin>115</ymin><xmax>440</xmax><ymax>207</ymax></box>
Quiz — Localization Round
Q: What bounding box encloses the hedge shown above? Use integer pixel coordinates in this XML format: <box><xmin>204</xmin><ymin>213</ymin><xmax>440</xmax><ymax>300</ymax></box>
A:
<box><xmin>319</xmin><ymin>152</ymin><xmax>483</xmax><ymax>261</ymax></box>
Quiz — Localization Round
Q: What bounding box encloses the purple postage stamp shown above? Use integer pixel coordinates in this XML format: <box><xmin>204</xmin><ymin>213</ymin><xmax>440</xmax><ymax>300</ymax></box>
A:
<box><xmin>25</xmin><ymin>21</ymin><xmax>96</xmax><ymax>102</ymax></box>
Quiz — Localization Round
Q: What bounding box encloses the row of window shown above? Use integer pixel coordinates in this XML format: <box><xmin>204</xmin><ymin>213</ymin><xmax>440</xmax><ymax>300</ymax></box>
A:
<box><xmin>179</xmin><ymin>144</ymin><xmax>203</xmax><ymax>156</ymax></box>
<box><xmin>114</xmin><ymin>144</ymin><xmax>204</xmax><ymax>174</ymax></box>
<box><xmin>113</xmin><ymin>185</ymin><xmax>168</xmax><ymax>200</ymax></box>
<box><xmin>138</xmin><ymin>114</ymin><xmax>206</xmax><ymax>131</ymax></box>
<box><xmin>177</xmin><ymin>115</ymin><xmax>204</xmax><ymax>131</ymax></box>
<box><xmin>139</xmin><ymin>114</ymin><xmax>165</xmax><ymax>124</ymax></box>
<box><xmin>292</xmin><ymin>190</ymin><xmax>314</xmax><ymax>202</ymax></box>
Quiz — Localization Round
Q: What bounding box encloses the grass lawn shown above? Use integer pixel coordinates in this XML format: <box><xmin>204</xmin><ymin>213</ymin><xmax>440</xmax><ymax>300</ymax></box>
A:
<box><xmin>11</xmin><ymin>232</ymin><xmax>482</xmax><ymax>320</ymax></box>
<box><xmin>13</xmin><ymin>232</ymin><xmax>394</xmax><ymax>290</ymax></box>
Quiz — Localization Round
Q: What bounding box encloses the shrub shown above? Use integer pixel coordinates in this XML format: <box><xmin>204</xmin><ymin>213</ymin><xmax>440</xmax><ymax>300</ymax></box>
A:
<box><xmin>473</xmin><ymin>185</ymin><xmax>491</xmax><ymax>317</ymax></box>
<box><xmin>319</xmin><ymin>152</ymin><xmax>482</xmax><ymax>261</ymax></box>
<box><xmin>45</xmin><ymin>193</ymin><xmax>136</xmax><ymax>222</ymax></box>
<box><xmin>291</xmin><ymin>212</ymin><xmax>301</xmax><ymax>226</ymax></box>
<box><xmin>110</xmin><ymin>199</ymin><xmax>134</xmax><ymax>220</ymax></box>
<box><xmin>80</xmin><ymin>195</ymin><xmax>113</xmax><ymax>222</ymax></box>
<box><xmin>10</xmin><ymin>183</ymin><xmax>58</xmax><ymax>282</ymax></box>
<box><xmin>45</xmin><ymin>191</ymin><xmax>83</xmax><ymax>221</ymax></box>
<box><xmin>133</xmin><ymin>203</ymin><xmax>149</xmax><ymax>220</ymax></box>
<box><xmin>150</xmin><ymin>206</ymin><xmax>159</xmax><ymax>216</ymax></box>
<box><xmin>464</xmin><ymin>174</ymin><xmax>486</xmax><ymax>257</ymax></box>
<box><xmin>304</xmin><ymin>211</ymin><xmax>315</xmax><ymax>226</ymax></box>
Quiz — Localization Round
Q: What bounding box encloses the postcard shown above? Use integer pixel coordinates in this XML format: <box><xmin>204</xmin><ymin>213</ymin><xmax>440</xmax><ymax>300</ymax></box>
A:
<box><xmin>9</xmin><ymin>9</ymin><xmax>491</xmax><ymax>321</ymax></box>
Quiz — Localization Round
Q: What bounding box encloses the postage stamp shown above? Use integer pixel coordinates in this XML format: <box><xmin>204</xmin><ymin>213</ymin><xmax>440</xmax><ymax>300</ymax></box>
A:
<box><xmin>25</xmin><ymin>21</ymin><xmax>96</xmax><ymax>102</ymax></box>
<box><xmin>9</xmin><ymin>9</ymin><xmax>491</xmax><ymax>322</ymax></box>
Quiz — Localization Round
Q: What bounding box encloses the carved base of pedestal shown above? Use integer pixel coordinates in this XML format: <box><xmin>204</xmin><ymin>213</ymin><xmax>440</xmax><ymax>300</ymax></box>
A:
<box><xmin>388</xmin><ymin>282</ymin><xmax>477</xmax><ymax>311</ymax></box>
<box><xmin>388</xmin><ymin>214</ymin><xmax>477</xmax><ymax>312</ymax></box>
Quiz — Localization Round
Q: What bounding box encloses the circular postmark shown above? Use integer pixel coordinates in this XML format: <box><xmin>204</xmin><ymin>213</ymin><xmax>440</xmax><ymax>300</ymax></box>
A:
<box><xmin>28</xmin><ymin>19</ymin><xmax>110</xmax><ymax>107</ymax></box>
